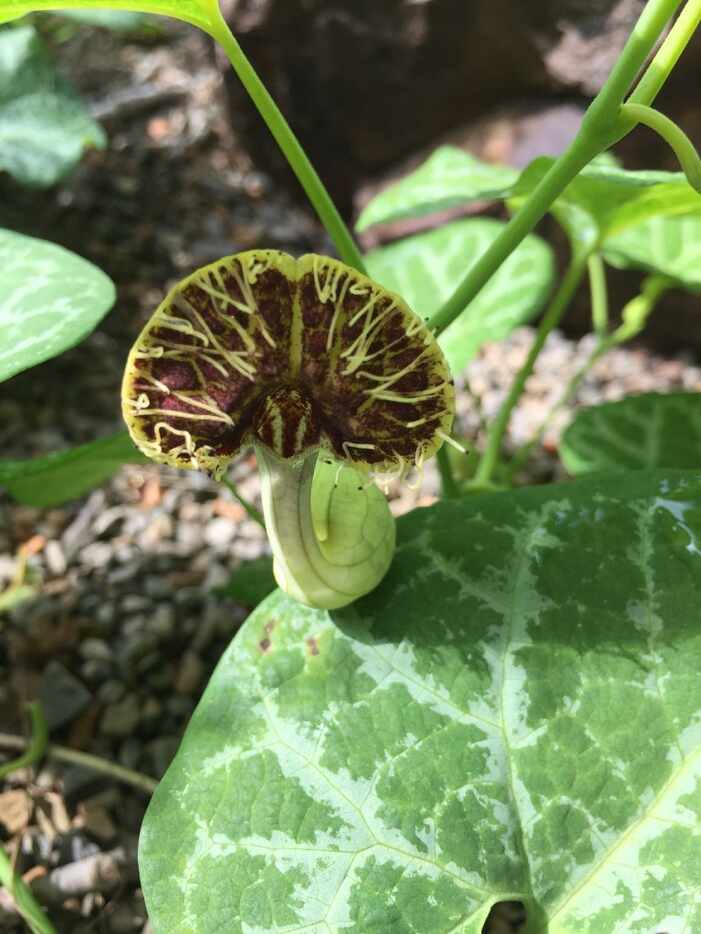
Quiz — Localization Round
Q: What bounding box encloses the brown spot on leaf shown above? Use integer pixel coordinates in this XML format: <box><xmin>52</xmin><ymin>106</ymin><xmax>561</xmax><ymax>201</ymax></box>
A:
<box><xmin>306</xmin><ymin>637</ymin><xmax>319</xmax><ymax>656</ymax></box>
<box><xmin>259</xmin><ymin>637</ymin><xmax>271</xmax><ymax>653</ymax></box>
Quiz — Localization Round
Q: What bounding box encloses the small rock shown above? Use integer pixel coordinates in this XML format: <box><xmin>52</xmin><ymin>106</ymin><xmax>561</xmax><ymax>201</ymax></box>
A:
<box><xmin>166</xmin><ymin>695</ymin><xmax>194</xmax><ymax>719</ymax></box>
<box><xmin>101</xmin><ymin>695</ymin><xmax>141</xmax><ymax>738</ymax></box>
<box><xmin>174</xmin><ymin>651</ymin><xmax>204</xmax><ymax>695</ymax></box>
<box><xmin>0</xmin><ymin>789</ymin><xmax>31</xmax><ymax>835</ymax></box>
<box><xmin>147</xmin><ymin>736</ymin><xmax>181</xmax><ymax>778</ymax></box>
<box><xmin>121</xmin><ymin>595</ymin><xmax>151</xmax><ymax>614</ymax></box>
<box><xmin>97</xmin><ymin>680</ymin><xmax>125</xmax><ymax>704</ymax></box>
<box><xmin>44</xmin><ymin>540</ymin><xmax>67</xmax><ymax>576</ymax></box>
<box><xmin>95</xmin><ymin>603</ymin><xmax>116</xmax><ymax>632</ymax></box>
<box><xmin>39</xmin><ymin>661</ymin><xmax>92</xmax><ymax>730</ymax></box>
<box><xmin>203</xmin><ymin>516</ymin><xmax>234</xmax><ymax>550</ymax></box>
<box><xmin>80</xmin><ymin>638</ymin><xmax>112</xmax><ymax>663</ymax></box>
<box><xmin>80</xmin><ymin>803</ymin><xmax>117</xmax><ymax>844</ymax></box>
<box><xmin>144</xmin><ymin>577</ymin><xmax>172</xmax><ymax>600</ymax></box>
<box><xmin>147</xmin><ymin>603</ymin><xmax>175</xmax><ymax>638</ymax></box>
<box><xmin>79</xmin><ymin>542</ymin><xmax>114</xmax><ymax>568</ymax></box>
<box><xmin>140</xmin><ymin>696</ymin><xmax>162</xmax><ymax>724</ymax></box>
<box><xmin>118</xmin><ymin>737</ymin><xmax>142</xmax><ymax>771</ymax></box>
<box><xmin>107</xmin><ymin>896</ymin><xmax>147</xmax><ymax>933</ymax></box>
<box><xmin>80</xmin><ymin>659</ymin><xmax>112</xmax><ymax>685</ymax></box>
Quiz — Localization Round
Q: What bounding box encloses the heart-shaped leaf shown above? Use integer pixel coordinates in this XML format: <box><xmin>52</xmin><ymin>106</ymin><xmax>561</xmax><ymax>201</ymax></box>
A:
<box><xmin>0</xmin><ymin>432</ymin><xmax>148</xmax><ymax>506</ymax></box>
<box><xmin>511</xmin><ymin>158</ymin><xmax>701</xmax><ymax>252</ymax></box>
<box><xmin>356</xmin><ymin>147</ymin><xmax>518</xmax><ymax>232</ymax></box>
<box><xmin>0</xmin><ymin>0</ymin><xmax>213</xmax><ymax>28</ymax></box>
<box><xmin>140</xmin><ymin>469</ymin><xmax>701</xmax><ymax>933</ymax></box>
<box><xmin>365</xmin><ymin>217</ymin><xmax>554</xmax><ymax>373</ymax></box>
<box><xmin>561</xmin><ymin>392</ymin><xmax>701</xmax><ymax>475</ymax></box>
<box><xmin>55</xmin><ymin>9</ymin><xmax>152</xmax><ymax>30</ymax></box>
<box><xmin>0</xmin><ymin>25</ymin><xmax>106</xmax><ymax>186</ymax></box>
<box><xmin>0</xmin><ymin>227</ymin><xmax>116</xmax><ymax>381</ymax></box>
<box><xmin>603</xmin><ymin>212</ymin><xmax>701</xmax><ymax>291</ymax></box>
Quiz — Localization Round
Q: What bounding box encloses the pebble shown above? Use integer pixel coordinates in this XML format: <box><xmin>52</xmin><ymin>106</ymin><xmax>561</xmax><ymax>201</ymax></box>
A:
<box><xmin>44</xmin><ymin>540</ymin><xmax>67</xmax><ymax>576</ymax></box>
<box><xmin>97</xmin><ymin>680</ymin><xmax>126</xmax><ymax>704</ymax></box>
<box><xmin>79</xmin><ymin>542</ymin><xmax>114</xmax><ymax>568</ymax></box>
<box><xmin>80</xmin><ymin>659</ymin><xmax>112</xmax><ymax>686</ymax></box>
<box><xmin>39</xmin><ymin>661</ymin><xmax>92</xmax><ymax>730</ymax></box>
<box><xmin>174</xmin><ymin>651</ymin><xmax>204</xmax><ymax>695</ymax></box>
<box><xmin>121</xmin><ymin>595</ymin><xmax>151</xmax><ymax>614</ymax></box>
<box><xmin>147</xmin><ymin>603</ymin><xmax>175</xmax><ymax>638</ymax></box>
<box><xmin>204</xmin><ymin>516</ymin><xmax>235</xmax><ymax>550</ymax></box>
<box><xmin>80</xmin><ymin>638</ymin><xmax>112</xmax><ymax>663</ymax></box>
<box><xmin>101</xmin><ymin>695</ymin><xmax>141</xmax><ymax>738</ymax></box>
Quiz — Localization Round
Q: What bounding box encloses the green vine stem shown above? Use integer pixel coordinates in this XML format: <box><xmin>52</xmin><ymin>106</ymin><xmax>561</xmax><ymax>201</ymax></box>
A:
<box><xmin>220</xmin><ymin>477</ymin><xmax>265</xmax><ymax>528</ymax></box>
<box><xmin>0</xmin><ymin>848</ymin><xmax>56</xmax><ymax>934</ymax></box>
<box><xmin>0</xmin><ymin>702</ymin><xmax>47</xmax><ymax>780</ymax></box>
<box><xmin>628</xmin><ymin>0</ymin><xmax>701</xmax><ymax>107</ymax></box>
<box><xmin>0</xmin><ymin>733</ymin><xmax>158</xmax><ymax>794</ymax></box>
<box><xmin>506</xmin><ymin>274</ymin><xmax>672</xmax><ymax>480</ymax></box>
<box><xmin>588</xmin><ymin>253</ymin><xmax>609</xmax><ymax>337</ymax></box>
<box><xmin>0</xmin><ymin>702</ymin><xmax>56</xmax><ymax>934</ymax></box>
<box><xmin>619</xmin><ymin>102</ymin><xmax>701</xmax><ymax>192</ymax></box>
<box><xmin>436</xmin><ymin>445</ymin><xmax>460</xmax><ymax>498</ymax></box>
<box><xmin>204</xmin><ymin>2</ymin><xmax>365</xmax><ymax>273</ymax></box>
<box><xmin>428</xmin><ymin>0</ymin><xmax>685</xmax><ymax>337</ymax></box>
<box><xmin>471</xmin><ymin>251</ymin><xmax>592</xmax><ymax>488</ymax></box>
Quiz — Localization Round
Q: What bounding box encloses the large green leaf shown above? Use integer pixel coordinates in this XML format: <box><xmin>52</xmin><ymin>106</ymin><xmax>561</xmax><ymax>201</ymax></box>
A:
<box><xmin>603</xmin><ymin>212</ymin><xmax>701</xmax><ymax>291</ymax></box>
<box><xmin>356</xmin><ymin>147</ymin><xmax>518</xmax><ymax>232</ymax></box>
<box><xmin>511</xmin><ymin>159</ymin><xmax>701</xmax><ymax>252</ymax></box>
<box><xmin>365</xmin><ymin>217</ymin><xmax>554</xmax><ymax>373</ymax></box>
<box><xmin>0</xmin><ymin>0</ymin><xmax>212</xmax><ymax>28</ymax></box>
<box><xmin>0</xmin><ymin>432</ymin><xmax>148</xmax><ymax>506</ymax></box>
<box><xmin>0</xmin><ymin>25</ymin><xmax>106</xmax><ymax>186</ymax></box>
<box><xmin>561</xmin><ymin>392</ymin><xmax>701</xmax><ymax>475</ymax></box>
<box><xmin>140</xmin><ymin>469</ymin><xmax>701</xmax><ymax>933</ymax></box>
<box><xmin>55</xmin><ymin>9</ymin><xmax>151</xmax><ymax>30</ymax></box>
<box><xmin>0</xmin><ymin>228</ymin><xmax>115</xmax><ymax>381</ymax></box>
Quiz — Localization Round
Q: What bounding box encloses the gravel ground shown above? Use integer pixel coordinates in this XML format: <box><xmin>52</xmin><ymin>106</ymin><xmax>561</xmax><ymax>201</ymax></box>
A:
<box><xmin>1</xmin><ymin>16</ymin><xmax>701</xmax><ymax>934</ymax></box>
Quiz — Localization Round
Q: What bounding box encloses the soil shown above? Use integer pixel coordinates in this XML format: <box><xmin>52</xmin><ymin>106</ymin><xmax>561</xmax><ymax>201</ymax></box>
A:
<box><xmin>1</xmin><ymin>16</ymin><xmax>699</xmax><ymax>934</ymax></box>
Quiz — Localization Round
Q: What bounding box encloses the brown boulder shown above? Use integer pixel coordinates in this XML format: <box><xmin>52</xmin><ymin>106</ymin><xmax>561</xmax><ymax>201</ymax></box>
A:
<box><xmin>217</xmin><ymin>0</ymin><xmax>646</xmax><ymax>212</ymax></box>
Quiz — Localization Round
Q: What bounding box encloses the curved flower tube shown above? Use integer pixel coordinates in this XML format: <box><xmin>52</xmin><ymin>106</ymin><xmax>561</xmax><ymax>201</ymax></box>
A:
<box><xmin>122</xmin><ymin>250</ymin><xmax>454</xmax><ymax>608</ymax></box>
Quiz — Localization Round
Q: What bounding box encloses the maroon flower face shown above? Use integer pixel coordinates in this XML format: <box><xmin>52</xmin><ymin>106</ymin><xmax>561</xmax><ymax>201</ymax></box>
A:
<box><xmin>122</xmin><ymin>250</ymin><xmax>454</xmax><ymax>478</ymax></box>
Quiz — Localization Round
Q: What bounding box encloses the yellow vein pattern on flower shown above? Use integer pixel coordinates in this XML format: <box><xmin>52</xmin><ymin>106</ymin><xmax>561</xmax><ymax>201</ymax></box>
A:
<box><xmin>122</xmin><ymin>250</ymin><xmax>454</xmax><ymax>482</ymax></box>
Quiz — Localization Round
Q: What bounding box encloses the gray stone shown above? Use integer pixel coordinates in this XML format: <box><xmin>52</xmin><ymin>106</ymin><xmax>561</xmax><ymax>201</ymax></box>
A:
<box><xmin>80</xmin><ymin>638</ymin><xmax>112</xmax><ymax>663</ymax></box>
<box><xmin>44</xmin><ymin>540</ymin><xmax>67</xmax><ymax>577</ymax></box>
<box><xmin>147</xmin><ymin>603</ymin><xmax>175</xmax><ymax>639</ymax></box>
<box><xmin>101</xmin><ymin>695</ymin><xmax>141</xmax><ymax>738</ymax></box>
<box><xmin>121</xmin><ymin>594</ymin><xmax>151</xmax><ymax>614</ymax></box>
<box><xmin>39</xmin><ymin>661</ymin><xmax>92</xmax><ymax>730</ymax></box>
<box><xmin>147</xmin><ymin>736</ymin><xmax>181</xmax><ymax>778</ymax></box>
<box><xmin>174</xmin><ymin>652</ymin><xmax>204</xmax><ymax>695</ymax></box>
<box><xmin>97</xmin><ymin>680</ymin><xmax>125</xmax><ymax>704</ymax></box>
<box><xmin>80</xmin><ymin>659</ymin><xmax>112</xmax><ymax>685</ymax></box>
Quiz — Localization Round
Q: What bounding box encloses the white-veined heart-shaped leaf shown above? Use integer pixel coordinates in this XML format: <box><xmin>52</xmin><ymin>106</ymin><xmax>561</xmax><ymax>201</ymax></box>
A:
<box><xmin>140</xmin><ymin>469</ymin><xmax>701</xmax><ymax>933</ymax></box>
<box><xmin>365</xmin><ymin>217</ymin><xmax>554</xmax><ymax>373</ymax></box>
<box><xmin>0</xmin><ymin>228</ymin><xmax>115</xmax><ymax>381</ymax></box>
<box><xmin>561</xmin><ymin>391</ymin><xmax>701</xmax><ymax>474</ymax></box>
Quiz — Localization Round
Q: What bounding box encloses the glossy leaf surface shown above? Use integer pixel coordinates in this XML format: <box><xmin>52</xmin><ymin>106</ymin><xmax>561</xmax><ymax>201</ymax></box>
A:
<box><xmin>141</xmin><ymin>469</ymin><xmax>701</xmax><ymax>933</ymax></box>
<box><xmin>603</xmin><ymin>212</ymin><xmax>701</xmax><ymax>291</ymax></box>
<box><xmin>0</xmin><ymin>0</ymin><xmax>212</xmax><ymax>28</ymax></box>
<box><xmin>511</xmin><ymin>159</ymin><xmax>701</xmax><ymax>251</ymax></box>
<box><xmin>0</xmin><ymin>25</ymin><xmax>106</xmax><ymax>186</ymax></box>
<box><xmin>356</xmin><ymin>147</ymin><xmax>518</xmax><ymax>232</ymax></box>
<box><xmin>0</xmin><ymin>432</ymin><xmax>147</xmax><ymax>506</ymax></box>
<box><xmin>0</xmin><ymin>228</ymin><xmax>115</xmax><ymax>381</ymax></box>
<box><xmin>365</xmin><ymin>218</ymin><xmax>554</xmax><ymax>373</ymax></box>
<box><xmin>561</xmin><ymin>392</ymin><xmax>701</xmax><ymax>475</ymax></box>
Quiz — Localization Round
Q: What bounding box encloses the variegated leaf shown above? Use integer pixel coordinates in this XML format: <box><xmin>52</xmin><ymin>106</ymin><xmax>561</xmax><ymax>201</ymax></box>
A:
<box><xmin>140</xmin><ymin>470</ymin><xmax>701</xmax><ymax>933</ymax></box>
